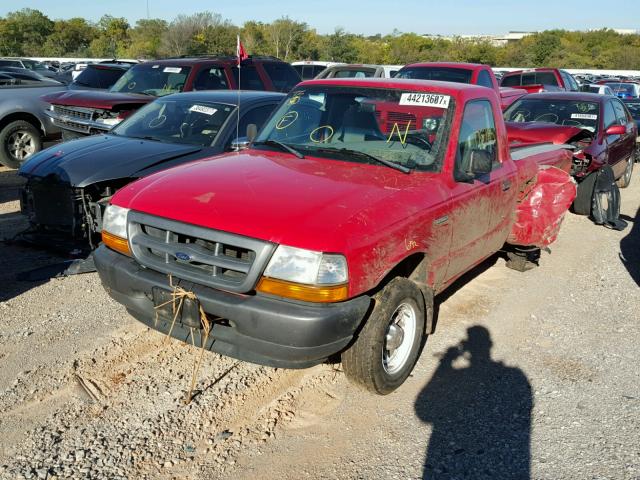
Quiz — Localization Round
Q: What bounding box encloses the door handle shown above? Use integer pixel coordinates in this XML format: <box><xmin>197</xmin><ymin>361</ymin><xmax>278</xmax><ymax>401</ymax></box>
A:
<box><xmin>501</xmin><ymin>180</ymin><xmax>511</xmax><ymax>191</ymax></box>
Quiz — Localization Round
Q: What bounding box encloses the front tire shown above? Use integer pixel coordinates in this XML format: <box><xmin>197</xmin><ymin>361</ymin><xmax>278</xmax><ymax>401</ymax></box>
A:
<box><xmin>0</xmin><ymin>120</ymin><xmax>42</xmax><ymax>169</ymax></box>
<box><xmin>616</xmin><ymin>157</ymin><xmax>633</xmax><ymax>189</ymax></box>
<box><xmin>342</xmin><ymin>277</ymin><xmax>426</xmax><ymax>395</ymax></box>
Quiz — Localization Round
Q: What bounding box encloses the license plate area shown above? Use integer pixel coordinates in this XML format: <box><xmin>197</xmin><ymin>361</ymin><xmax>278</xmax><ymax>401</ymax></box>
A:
<box><xmin>152</xmin><ymin>287</ymin><xmax>202</xmax><ymax>329</ymax></box>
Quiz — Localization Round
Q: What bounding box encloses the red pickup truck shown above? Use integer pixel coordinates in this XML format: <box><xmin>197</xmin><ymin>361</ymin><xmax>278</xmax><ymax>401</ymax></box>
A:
<box><xmin>94</xmin><ymin>78</ymin><xmax>576</xmax><ymax>394</ymax></box>
<box><xmin>500</xmin><ymin>68</ymin><xmax>580</xmax><ymax>94</ymax></box>
<box><xmin>395</xmin><ymin>62</ymin><xmax>527</xmax><ymax>110</ymax></box>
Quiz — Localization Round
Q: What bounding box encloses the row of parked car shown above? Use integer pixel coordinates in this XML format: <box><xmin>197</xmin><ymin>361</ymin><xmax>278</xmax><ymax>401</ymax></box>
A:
<box><xmin>2</xmin><ymin>55</ymin><xmax>638</xmax><ymax>394</ymax></box>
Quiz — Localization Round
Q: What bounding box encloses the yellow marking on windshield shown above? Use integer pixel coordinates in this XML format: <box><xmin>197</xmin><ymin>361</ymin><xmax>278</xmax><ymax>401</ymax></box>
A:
<box><xmin>310</xmin><ymin>125</ymin><xmax>334</xmax><ymax>143</ymax></box>
<box><xmin>386</xmin><ymin>121</ymin><xmax>412</xmax><ymax>145</ymax></box>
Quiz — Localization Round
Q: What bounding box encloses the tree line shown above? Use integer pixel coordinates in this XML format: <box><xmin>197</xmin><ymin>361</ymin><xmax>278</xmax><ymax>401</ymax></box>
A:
<box><xmin>1</xmin><ymin>8</ymin><xmax>639</xmax><ymax>69</ymax></box>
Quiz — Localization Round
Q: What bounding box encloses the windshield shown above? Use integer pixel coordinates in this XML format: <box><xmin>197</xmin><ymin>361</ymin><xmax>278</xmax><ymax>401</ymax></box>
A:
<box><xmin>21</xmin><ymin>59</ymin><xmax>48</xmax><ymax>71</ymax></box>
<box><xmin>254</xmin><ymin>86</ymin><xmax>454</xmax><ymax>172</ymax></box>
<box><xmin>110</xmin><ymin>64</ymin><xmax>191</xmax><ymax>96</ymax></box>
<box><xmin>504</xmin><ymin>98</ymin><xmax>600</xmax><ymax>133</ymax></box>
<box><xmin>112</xmin><ymin>98</ymin><xmax>235</xmax><ymax>146</ymax></box>
<box><xmin>395</xmin><ymin>67</ymin><xmax>472</xmax><ymax>84</ymax></box>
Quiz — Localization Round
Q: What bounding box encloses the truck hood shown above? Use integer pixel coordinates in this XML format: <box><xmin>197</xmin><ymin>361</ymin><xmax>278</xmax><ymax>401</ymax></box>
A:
<box><xmin>112</xmin><ymin>150</ymin><xmax>434</xmax><ymax>251</ymax></box>
<box><xmin>41</xmin><ymin>90</ymin><xmax>153</xmax><ymax>110</ymax></box>
<box><xmin>19</xmin><ymin>135</ymin><xmax>202</xmax><ymax>187</ymax></box>
<box><xmin>506</xmin><ymin>121</ymin><xmax>593</xmax><ymax>146</ymax></box>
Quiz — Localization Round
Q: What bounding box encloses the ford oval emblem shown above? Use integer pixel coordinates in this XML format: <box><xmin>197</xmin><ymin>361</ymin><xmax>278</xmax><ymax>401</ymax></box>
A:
<box><xmin>175</xmin><ymin>252</ymin><xmax>191</xmax><ymax>261</ymax></box>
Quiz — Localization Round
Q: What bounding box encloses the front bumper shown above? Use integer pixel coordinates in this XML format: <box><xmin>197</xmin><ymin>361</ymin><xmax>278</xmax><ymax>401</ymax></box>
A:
<box><xmin>94</xmin><ymin>245</ymin><xmax>372</xmax><ymax>369</ymax></box>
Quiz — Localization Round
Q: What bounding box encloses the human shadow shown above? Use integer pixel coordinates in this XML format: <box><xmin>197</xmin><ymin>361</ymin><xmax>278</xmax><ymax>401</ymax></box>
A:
<box><xmin>415</xmin><ymin>326</ymin><xmax>532</xmax><ymax>480</ymax></box>
<box><xmin>619</xmin><ymin>207</ymin><xmax>639</xmax><ymax>286</ymax></box>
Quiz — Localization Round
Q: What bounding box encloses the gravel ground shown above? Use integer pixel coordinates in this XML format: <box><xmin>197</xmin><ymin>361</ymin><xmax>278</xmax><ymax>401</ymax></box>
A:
<box><xmin>0</xmin><ymin>165</ymin><xmax>638</xmax><ymax>480</ymax></box>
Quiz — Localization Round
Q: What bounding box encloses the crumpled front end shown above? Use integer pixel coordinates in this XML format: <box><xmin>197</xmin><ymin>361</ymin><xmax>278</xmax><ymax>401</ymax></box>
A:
<box><xmin>507</xmin><ymin>166</ymin><xmax>577</xmax><ymax>248</ymax></box>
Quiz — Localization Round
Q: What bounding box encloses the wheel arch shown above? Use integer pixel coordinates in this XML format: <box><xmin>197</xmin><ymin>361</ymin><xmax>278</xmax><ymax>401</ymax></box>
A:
<box><xmin>0</xmin><ymin>112</ymin><xmax>46</xmax><ymax>137</ymax></box>
<box><xmin>372</xmin><ymin>252</ymin><xmax>435</xmax><ymax>334</ymax></box>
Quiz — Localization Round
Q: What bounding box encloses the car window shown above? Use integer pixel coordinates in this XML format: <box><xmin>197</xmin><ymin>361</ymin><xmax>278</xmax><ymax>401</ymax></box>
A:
<box><xmin>477</xmin><ymin>70</ymin><xmax>494</xmax><ymax>89</ymax></box>
<box><xmin>192</xmin><ymin>67</ymin><xmax>229</xmax><ymax>91</ymax></box>
<box><xmin>113</xmin><ymin>99</ymin><xmax>235</xmax><ymax>146</ymax></box>
<box><xmin>233</xmin><ymin>104</ymin><xmax>279</xmax><ymax>145</ymax></box>
<box><xmin>396</xmin><ymin>67</ymin><xmax>473</xmax><ymax>84</ymax></box>
<box><xmin>0</xmin><ymin>60</ymin><xmax>21</xmax><ymax>68</ymax></box>
<box><xmin>231</xmin><ymin>66</ymin><xmax>265</xmax><ymax>90</ymax></box>
<box><xmin>455</xmin><ymin>99</ymin><xmax>498</xmax><ymax>181</ymax></box>
<box><xmin>256</xmin><ymin>86</ymin><xmax>454</xmax><ymax>172</ymax></box>
<box><xmin>333</xmin><ymin>69</ymin><xmax>376</xmax><ymax>78</ymax></box>
<box><xmin>612</xmin><ymin>100</ymin><xmax>628</xmax><ymax>124</ymax></box>
<box><xmin>111</xmin><ymin>64</ymin><xmax>191</xmax><ymax>96</ymax></box>
<box><xmin>603</xmin><ymin>101</ymin><xmax>617</xmax><ymax>129</ymax></box>
<box><xmin>262</xmin><ymin>63</ymin><xmax>300</xmax><ymax>92</ymax></box>
<box><xmin>74</xmin><ymin>66</ymin><xmax>125</xmax><ymax>89</ymax></box>
<box><xmin>501</xmin><ymin>74</ymin><xmax>521</xmax><ymax>87</ymax></box>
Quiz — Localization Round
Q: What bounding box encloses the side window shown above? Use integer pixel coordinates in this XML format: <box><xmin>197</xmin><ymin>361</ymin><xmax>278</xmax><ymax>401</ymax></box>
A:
<box><xmin>231</xmin><ymin>66</ymin><xmax>265</xmax><ymax>90</ymax></box>
<box><xmin>455</xmin><ymin>100</ymin><xmax>498</xmax><ymax>181</ymax></box>
<box><xmin>476</xmin><ymin>70</ymin><xmax>494</xmax><ymax>89</ymax></box>
<box><xmin>235</xmin><ymin>104</ymin><xmax>277</xmax><ymax>143</ymax></box>
<box><xmin>262</xmin><ymin>63</ymin><xmax>300</xmax><ymax>92</ymax></box>
<box><xmin>603</xmin><ymin>101</ymin><xmax>617</xmax><ymax>129</ymax></box>
<box><xmin>612</xmin><ymin>100</ymin><xmax>628</xmax><ymax>125</ymax></box>
<box><xmin>192</xmin><ymin>67</ymin><xmax>229</xmax><ymax>91</ymax></box>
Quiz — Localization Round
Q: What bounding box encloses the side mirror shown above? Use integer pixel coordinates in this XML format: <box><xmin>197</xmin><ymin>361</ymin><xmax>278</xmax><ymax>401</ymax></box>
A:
<box><xmin>467</xmin><ymin>149</ymin><xmax>493</xmax><ymax>176</ymax></box>
<box><xmin>605</xmin><ymin>124</ymin><xmax>626</xmax><ymax>136</ymax></box>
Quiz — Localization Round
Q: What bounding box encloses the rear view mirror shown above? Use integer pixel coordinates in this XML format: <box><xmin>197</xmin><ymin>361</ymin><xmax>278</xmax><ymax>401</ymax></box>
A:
<box><xmin>605</xmin><ymin>124</ymin><xmax>626</xmax><ymax>136</ymax></box>
<box><xmin>246</xmin><ymin>123</ymin><xmax>257</xmax><ymax>143</ymax></box>
<box><xmin>468</xmin><ymin>149</ymin><xmax>493</xmax><ymax>176</ymax></box>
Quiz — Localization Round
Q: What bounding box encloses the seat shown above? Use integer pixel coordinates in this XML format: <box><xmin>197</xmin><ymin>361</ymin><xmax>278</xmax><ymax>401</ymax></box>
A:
<box><xmin>335</xmin><ymin>106</ymin><xmax>384</xmax><ymax>143</ymax></box>
<box><xmin>193</xmin><ymin>74</ymin><xmax>224</xmax><ymax>91</ymax></box>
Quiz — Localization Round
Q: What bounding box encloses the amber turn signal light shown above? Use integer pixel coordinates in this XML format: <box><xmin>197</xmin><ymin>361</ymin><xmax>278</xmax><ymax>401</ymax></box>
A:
<box><xmin>256</xmin><ymin>277</ymin><xmax>348</xmax><ymax>303</ymax></box>
<box><xmin>102</xmin><ymin>230</ymin><xmax>131</xmax><ymax>256</ymax></box>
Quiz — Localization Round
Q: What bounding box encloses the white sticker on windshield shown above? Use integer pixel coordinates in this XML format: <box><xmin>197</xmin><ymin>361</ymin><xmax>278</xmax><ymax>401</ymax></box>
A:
<box><xmin>189</xmin><ymin>105</ymin><xmax>218</xmax><ymax>116</ymax></box>
<box><xmin>571</xmin><ymin>113</ymin><xmax>597</xmax><ymax>120</ymax></box>
<box><xmin>152</xmin><ymin>65</ymin><xmax>160</xmax><ymax>68</ymax></box>
<box><xmin>163</xmin><ymin>67</ymin><xmax>182</xmax><ymax>73</ymax></box>
<box><xmin>400</xmin><ymin>92</ymin><xmax>450</xmax><ymax>109</ymax></box>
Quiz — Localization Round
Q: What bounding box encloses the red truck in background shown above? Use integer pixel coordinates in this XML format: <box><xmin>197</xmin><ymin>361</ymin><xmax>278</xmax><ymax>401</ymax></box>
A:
<box><xmin>42</xmin><ymin>56</ymin><xmax>300</xmax><ymax>139</ymax></box>
<box><xmin>94</xmin><ymin>78</ymin><xmax>576</xmax><ymax>395</ymax></box>
<box><xmin>394</xmin><ymin>62</ymin><xmax>527</xmax><ymax>109</ymax></box>
<box><xmin>500</xmin><ymin>68</ymin><xmax>580</xmax><ymax>93</ymax></box>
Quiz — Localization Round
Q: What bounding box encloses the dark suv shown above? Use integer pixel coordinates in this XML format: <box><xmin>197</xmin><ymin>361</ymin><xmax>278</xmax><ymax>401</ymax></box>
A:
<box><xmin>43</xmin><ymin>55</ymin><xmax>300</xmax><ymax>138</ymax></box>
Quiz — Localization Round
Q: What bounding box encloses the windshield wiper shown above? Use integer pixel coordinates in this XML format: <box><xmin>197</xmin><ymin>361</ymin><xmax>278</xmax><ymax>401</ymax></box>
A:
<box><xmin>254</xmin><ymin>140</ymin><xmax>304</xmax><ymax>159</ymax></box>
<box><xmin>315</xmin><ymin>147</ymin><xmax>411</xmax><ymax>174</ymax></box>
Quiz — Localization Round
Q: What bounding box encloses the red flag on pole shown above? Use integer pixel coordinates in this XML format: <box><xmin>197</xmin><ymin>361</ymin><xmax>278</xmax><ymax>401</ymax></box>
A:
<box><xmin>237</xmin><ymin>35</ymin><xmax>248</xmax><ymax>65</ymax></box>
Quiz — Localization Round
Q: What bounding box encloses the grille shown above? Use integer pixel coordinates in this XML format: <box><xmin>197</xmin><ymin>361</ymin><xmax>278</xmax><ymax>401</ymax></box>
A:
<box><xmin>53</xmin><ymin>105</ymin><xmax>94</xmax><ymax>121</ymax></box>
<box><xmin>128</xmin><ymin>211</ymin><xmax>276</xmax><ymax>293</ymax></box>
<box><xmin>374</xmin><ymin>110</ymin><xmax>417</xmax><ymax>133</ymax></box>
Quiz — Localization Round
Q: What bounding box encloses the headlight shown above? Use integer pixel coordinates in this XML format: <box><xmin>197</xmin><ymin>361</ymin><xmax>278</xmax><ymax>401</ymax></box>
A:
<box><xmin>95</xmin><ymin>117</ymin><xmax>122</xmax><ymax>127</ymax></box>
<box><xmin>101</xmin><ymin>204</ymin><xmax>131</xmax><ymax>255</ymax></box>
<box><xmin>263</xmin><ymin>245</ymin><xmax>347</xmax><ymax>284</ymax></box>
<box><xmin>258</xmin><ymin>245</ymin><xmax>348</xmax><ymax>303</ymax></box>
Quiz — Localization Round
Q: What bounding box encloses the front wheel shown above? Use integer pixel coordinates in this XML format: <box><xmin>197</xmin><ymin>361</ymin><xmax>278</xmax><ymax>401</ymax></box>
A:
<box><xmin>616</xmin><ymin>157</ymin><xmax>633</xmax><ymax>189</ymax></box>
<box><xmin>342</xmin><ymin>277</ymin><xmax>426</xmax><ymax>395</ymax></box>
<box><xmin>0</xmin><ymin>120</ymin><xmax>42</xmax><ymax>169</ymax></box>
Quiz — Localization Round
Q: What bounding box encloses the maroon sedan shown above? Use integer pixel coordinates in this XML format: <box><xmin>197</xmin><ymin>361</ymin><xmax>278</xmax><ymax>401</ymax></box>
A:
<box><xmin>504</xmin><ymin>92</ymin><xmax>637</xmax><ymax>217</ymax></box>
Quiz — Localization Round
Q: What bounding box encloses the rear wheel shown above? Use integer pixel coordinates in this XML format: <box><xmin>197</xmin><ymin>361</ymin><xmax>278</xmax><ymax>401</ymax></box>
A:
<box><xmin>342</xmin><ymin>277</ymin><xmax>426</xmax><ymax>395</ymax></box>
<box><xmin>616</xmin><ymin>157</ymin><xmax>633</xmax><ymax>189</ymax></box>
<box><xmin>0</xmin><ymin>120</ymin><xmax>42</xmax><ymax>169</ymax></box>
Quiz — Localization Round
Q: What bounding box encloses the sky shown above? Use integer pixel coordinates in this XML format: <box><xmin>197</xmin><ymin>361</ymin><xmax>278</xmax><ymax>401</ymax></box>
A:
<box><xmin>1</xmin><ymin>0</ymin><xmax>639</xmax><ymax>36</ymax></box>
